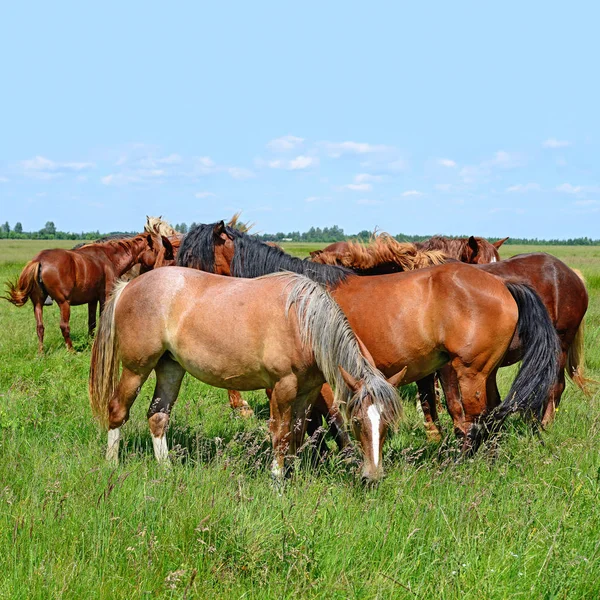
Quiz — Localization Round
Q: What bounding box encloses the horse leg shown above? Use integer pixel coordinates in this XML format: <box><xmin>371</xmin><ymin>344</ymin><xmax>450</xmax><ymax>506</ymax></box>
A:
<box><xmin>228</xmin><ymin>390</ymin><xmax>254</xmax><ymax>418</ymax></box>
<box><xmin>438</xmin><ymin>364</ymin><xmax>466</xmax><ymax>440</ymax></box>
<box><xmin>88</xmin><ymin>300</ymin><xmax>98</xmax><ymax>337</ymax></box>
<box><xmin>309</xmin><ymin>385</ymin><xmax>350</xmax><ymax>453</ymax></box>
<box><xmin>33</xmin><ymin>300</ymin><xmax>45</xmax><ymax>354</ymax></box>
<box><xmin>147</xmin><ymin>354</ymin><xmax>186</xmax><ymax>463</ymax></box>
<box><xmin>57</xmin><ymin>301</ymin><xmax>73</xmax><ymax>351</ymax></box>
<box><xmin>107</xmin><ymin>367</ymin><xmax>150</xmax><ymax>463</ymax></box>
<box><xmin>541</xmin><ymin>351</ymin><xmax>567</xmax><ymax>427</ymax></box>
<box><xmin>416</xmin><ymin>375</ymin><xmax>442</xmax><ymax>442</ymax></box>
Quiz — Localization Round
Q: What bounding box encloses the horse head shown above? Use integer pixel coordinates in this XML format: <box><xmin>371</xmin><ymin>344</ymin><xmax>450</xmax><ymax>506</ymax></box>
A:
<box><xmin>465</xmin><ymin>236</ymin><xmax>509</xmax><ymax>264</ymax></box>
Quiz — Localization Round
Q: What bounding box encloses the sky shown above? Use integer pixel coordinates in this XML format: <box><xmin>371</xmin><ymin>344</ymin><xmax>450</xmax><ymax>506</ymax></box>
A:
<box><xmin>1</xmin><ymin>1</ymin><xmax>599</xmax><ymax>239</ymax></box>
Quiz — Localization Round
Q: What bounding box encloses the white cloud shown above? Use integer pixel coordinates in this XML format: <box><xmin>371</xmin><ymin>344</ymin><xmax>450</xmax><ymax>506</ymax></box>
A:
<box><xmin>487</xmin><ymin>150</ymin><xmax>523</xmax><ymax>168</ymax></box>
<box><xmin>228</xmin><ymin>167</ymin><xmax>255</xmax><ymax>180</ymax></box>
<box><xmin>401</xmin><ymin>190</ymin><xmax>423</xmax><ymax>197</ymax></box>
<box><xmin>195</xmin><ymin>191</ymin><xmax>216</xmax><ymax>198</ymax></box>
<box><xmin>266</xmin><ymin>155</ymin><xmax>318</xmax><ymax>170</ymax></box>
<box><xmin>435</xmin><ymin>183</ymin><xmax>453</xmax><ymax>192</ymax></box>
<box><xmin>354</xmin><ymin>173</ymin><xmax>382</xmax><ymax>183</ymax></box>
<box><xmin>387</xmin><ymin>158</ymin><xmax>408</xmax><ymax>172</ymax></box>
<box><xmin>0</xmin><ymin>176</ymin><xmax>8</xmax><ymax>183</ymax></box>
<box><xmin>19</xmin><ymin>155</ymin><xmax>95</xmax><ymax>179</ymax></box>
<box><xmin>574</xmin><ymin>199</ymin><xmax>599</xmax><ymax>207</ymax></box>
<box><xmin>556</xmin><ymin>183</ymin><xmax>583</xmax><ymax>194</ymax></box>
<box><xmin>356</xmin><ymin>198</ymin><xmax>383</xmax><ymax>205</ymax></box>
<box><xmin>438</xmin><ymin>158</ymin><xmax>457</xmax><ymax>168</ymax></box>
<box><xmin>506</xmin><ymin>183</ymin><xmax>541</xmax><ymax>193</ymax></box>
<box><xmin>321</xmin><ymin>141</ymin><xmax>394</xmax><ymax>158</ymax></box>
<box><xmin>289</xmin><ymin>155</ymin><xmax>316</xmax><ymax>170</ymax></box>
<box><xmin>101</xmin><ymin>174</ymin><xmax>141</xmax><ymax>186</ymax></box>
<box><xmin>267</xmin><ymin>135</ymin><xmax>304</xmax><ymax>152</ymax></box>
<box><xmin>543</xmin><ymin>138</ymin><xmax>571</xmax><ymax>149</ymax></box>
<box><xmin>305</xmin><ymin>196</ymin><xmax>320</xmax><ymax>203</ymax></box>
<box><xmin>344</xmin><ymin>183</ymin><xmax>372</xmax><ymax>191</ymax></box>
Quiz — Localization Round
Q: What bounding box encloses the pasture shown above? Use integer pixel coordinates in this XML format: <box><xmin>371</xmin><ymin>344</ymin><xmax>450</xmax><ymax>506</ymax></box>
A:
<box><xmin>1</xmin><ymin>239</ymin><xmax>599</xmax><ymax>599</ymax></box>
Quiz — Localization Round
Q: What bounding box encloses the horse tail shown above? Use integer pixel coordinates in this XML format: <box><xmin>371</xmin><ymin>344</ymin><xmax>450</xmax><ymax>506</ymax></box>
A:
<box><xmin>470</xmin><ymin>283</ymin><xmax>560</xmax><ymax>449</ymax></box>
<box><xmin>566</xmin><ymin>269</ymin><xmax>594</xmax><ymax>396</ymax></box>
<box><xmin>281</xmin><ymin>273</ymin><xmax>402</xmax><ymax>425</ymax></box>
<box><xmin>2</xmin><ymin>261</ymin><xmax>41</xmax><ymax>306</ymax></box>
<box><xmin>89</xmin><ymin>280</ymin><xmax>129</xmax><ymax>428</ymax></box>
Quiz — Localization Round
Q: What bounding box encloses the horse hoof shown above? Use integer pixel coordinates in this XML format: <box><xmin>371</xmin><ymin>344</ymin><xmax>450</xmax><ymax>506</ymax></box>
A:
<box><xmin>426</xmin><ymin>429</ymin><xmax>442</xmax><ymax>443</ymax></box>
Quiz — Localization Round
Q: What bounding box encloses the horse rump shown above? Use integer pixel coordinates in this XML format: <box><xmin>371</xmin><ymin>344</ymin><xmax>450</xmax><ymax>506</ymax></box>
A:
<box><xmin>469</xmin><ymin>283</ymin><xmax>561</xmax><ymax>451</ymax></box>
<box><xmin>2</xmin><ymin>260</ymin><xmax>43</xmax><ymax>307</ymax></box>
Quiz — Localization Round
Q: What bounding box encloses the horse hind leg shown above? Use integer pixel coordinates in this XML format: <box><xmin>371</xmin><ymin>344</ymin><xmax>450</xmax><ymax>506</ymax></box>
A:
<box><xmin>88</xmin><ymin>300</ymin><xmax>98</xmax><ymax>337</ymax></box>
<box><xmin>417</xmin><ymin>374</ymin><xmax>442</xmax><ymax>442</ymax></box>
<box><xmin>147</xmin><ymin>354</ymin><xmax>186</xmax><ymax>464</ymax></box>
<box><xmin>33</xmin><ymin>300</ymin><xmax>45</xmax><ymax>354</ymax></box>
<box><xmin>107</xmin><ymin>367</ymin><xmax>151</xmax><ymax>463</ymax></box>
<box><xmin>541</xmin><ymin>351</ymin><xmax>567</xmax><ymax>428</ymax></box>
<box><xmin>57</xmin><ymin>301</ymin><xmax>73</xmax><ymax>351</ymax></box>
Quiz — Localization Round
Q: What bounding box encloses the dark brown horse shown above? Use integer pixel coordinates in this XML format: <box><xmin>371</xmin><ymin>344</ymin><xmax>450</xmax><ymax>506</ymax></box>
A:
<box><xmin>176</xmin><ymin>223</ymin><xmax>560</xmax><ymax>454</ymax></box>
<box><xmin>3</xmin><ymin>233</ymin><xmax>165</xmax><ymax>352</ymax></box>
<box><xmin>312</xmin><ymin>239</ymin><xmax>589</xmax><ymax>438</ymax></box>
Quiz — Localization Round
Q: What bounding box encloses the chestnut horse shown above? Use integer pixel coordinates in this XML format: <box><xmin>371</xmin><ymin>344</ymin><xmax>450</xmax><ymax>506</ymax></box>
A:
<box><xmin>3</xmin><ymin>233</ymin><xmax>164</xmax><ymax>352</ymax></box>
<box><xmin>176</xmin><ymin>223</ymin><xmax>560</xmax><ymax>453</ymax></box>
<box><xmin>312</xmin><ymin>240</ymin><xmax>589</xmax><ymax>437</ymax></box>
<box><xmin>310</xmin><ymin>234</ymin><xmax>508</xmax><ymax>269</ymax></box>
<box><xmin>89</xmin><ymin>268</ymin><xmax>404</xmax><ymax>483</ymax></box>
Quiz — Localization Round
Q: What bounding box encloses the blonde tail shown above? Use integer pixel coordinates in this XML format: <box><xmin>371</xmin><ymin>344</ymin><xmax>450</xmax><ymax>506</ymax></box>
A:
<box><xmin>89</xmin><ymin>280</ymin><xmax>129</xmax><ymax>428</ymax></box>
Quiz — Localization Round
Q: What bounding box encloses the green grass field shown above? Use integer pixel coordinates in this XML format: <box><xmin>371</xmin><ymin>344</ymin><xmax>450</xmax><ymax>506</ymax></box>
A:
<box><xmin>1</xmin><ymin>240</ymin><xmax>599</xmax><ymax>599</ymax></box>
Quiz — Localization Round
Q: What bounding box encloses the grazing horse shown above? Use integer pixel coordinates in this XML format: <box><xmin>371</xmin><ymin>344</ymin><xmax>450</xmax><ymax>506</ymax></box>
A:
<box><xmin>312</xmin><ymin>239</ymin><xmax>589</xmax><ymax>436</ymax></box>
<box><xmin>311</xmin><ymin>234</ymin><xmax>508</xmax><ymax>268</ymax></box>
<box><xmin>176</xmin><ymin>222</ymin><xmax>560</xmax><ymax>453</ymax></box>
<box><xmin>3</xmin><ymin>233</ymin><xmax>164</xmax><ymax>352</ymax></box>
<box><xmin>89</xmin><ymin>268</ymin><xmax>405</xmax><ymax>483</ymax></box>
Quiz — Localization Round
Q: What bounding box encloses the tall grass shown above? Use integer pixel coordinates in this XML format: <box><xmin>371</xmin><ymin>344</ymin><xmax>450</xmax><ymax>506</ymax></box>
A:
<box><xmin>0</xmin><ymin>241</ymin><xmax>599</xmax><ymax>598</ymax></box>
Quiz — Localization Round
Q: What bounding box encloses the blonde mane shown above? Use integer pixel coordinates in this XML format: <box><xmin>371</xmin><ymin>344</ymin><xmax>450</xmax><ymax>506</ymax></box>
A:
<box><xmin>311</xmin><ymin>232</ymin><xmax>448</xmax><ymax>271</ymax></box>
<box><xmin>145</xmin><ymin>216</ymin><xmax>178</xmax><ymax>237</ymax></box>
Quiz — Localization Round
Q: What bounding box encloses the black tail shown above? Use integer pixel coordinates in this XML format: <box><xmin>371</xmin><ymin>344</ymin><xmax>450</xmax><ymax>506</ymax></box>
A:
<box><xmin>469</xmin><ymin>283</ymin><xmax>560</xmax><ymax>450</ymax></box>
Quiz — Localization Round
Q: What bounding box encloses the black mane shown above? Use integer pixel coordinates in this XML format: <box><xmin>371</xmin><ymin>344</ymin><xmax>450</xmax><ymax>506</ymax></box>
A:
<box><xmin>177</xmin><ymin>222</ymin><xmax>351</xmax><ymax>287</ymax></box>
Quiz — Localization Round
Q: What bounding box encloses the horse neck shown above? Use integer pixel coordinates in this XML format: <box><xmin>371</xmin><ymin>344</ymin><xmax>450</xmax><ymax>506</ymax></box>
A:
<box><xmin>96</xmin><ymin>239</ymin><xmax>147</xmax><ymax>275</ymax></box>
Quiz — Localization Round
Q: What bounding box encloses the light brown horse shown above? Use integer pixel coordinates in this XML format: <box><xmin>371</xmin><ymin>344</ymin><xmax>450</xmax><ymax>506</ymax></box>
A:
<box><xmin>176</xmin><ymin>223</ymin><xmax>560</xmax><ymax>453</ymax></box>
<box><xmin>312</xmin><ymin>238</ymin><xmax>589</xmax><ymax>438</ymax></box>
<box><xmin>89</xmin><ymin>268</ymin><xmax>405</xmax><ymax>482</ymax></box>
<box><xmin>3</xmin><ymin>233</ymin><xmax>165</xmax><ymax>352</ymax></box>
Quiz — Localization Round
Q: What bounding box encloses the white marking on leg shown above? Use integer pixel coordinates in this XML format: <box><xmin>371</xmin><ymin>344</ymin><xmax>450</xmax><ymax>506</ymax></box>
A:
<box><xmin>152</xmin><ymin>434</ymin><xmax>169</xmax><ymax>463</ymax></box>
<box><xmin>367</xmin><ymin>404</ymin><xmax>381</xmax><ymax>468</ymax></box>
<box><xmin>106</xmin><ymin>428</ymin><xmax>120</xmax><ymax>463</ymax></box>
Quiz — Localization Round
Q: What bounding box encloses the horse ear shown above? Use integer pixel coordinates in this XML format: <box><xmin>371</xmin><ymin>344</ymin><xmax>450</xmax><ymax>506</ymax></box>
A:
<box><xmin>467</xmin><ymin>236</ymin><xmax>479</xmax><ymax>258</ymax></box>
<box><xmin>356</xmin><ymin>335</ymin><xmax>376</xmax><ymax>368</ymax></box>
<box><xmin>493</xmin><ymin>236</ymin><xmax>509</xmax><ymax>249</ymax></box>
<box><xmin>161</xmin><ymin>235</ymin><xmax>175</xmax><ymax>260</ymax></box>
<box><xmin>213</xmin><ymin>221</ymin><xmax>226</xmax><ymax>237</ymax></box>
<box><xmin>387</xmin><ymin>366</ymin><xmax>407</xmax><ymax>388</ymax></box>
<box><xmin>338</xmin><ymin>365</ymin><xmax>362</xmax><ymax>393</ymax></box>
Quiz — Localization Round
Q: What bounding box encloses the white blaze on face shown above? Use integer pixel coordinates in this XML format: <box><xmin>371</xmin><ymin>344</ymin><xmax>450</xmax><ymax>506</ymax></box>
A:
<box><xmin>367</xmin><ymin>404</ymin><xmax>381</xmax><ymax>468</ymax></box>
<box><xmin>491</xmin><ymin>256</ymin><xmax>497</xmax><ymax>263</ymax></box>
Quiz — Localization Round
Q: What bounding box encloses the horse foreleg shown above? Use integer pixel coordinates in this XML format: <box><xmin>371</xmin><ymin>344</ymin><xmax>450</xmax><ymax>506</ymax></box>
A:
<box><xmin>88</xmin><ymin>300</ymin><xmax>98</xmax><ymax>337</ymax></box>
<box><xmin>416</xmin><ymin>374</ymin><xmax>442</xmax><ymax>441</ymax></box>
<box><xmin>228</xmin><ymin>390</ymin><xmax>254</xmax><ymax>418</ymax></box>
<box><xmin>33</xmin><ymin>300</ymin><xmax>45</xmax><ymax>354</ymax></box>
<box><xmin>147</xmin><ymin>354</ymin><xmax>186</xmax><ymax>464</ymax></box>
<box><xmin>314</xmin><ymin>384</ymin><xmax>350</xmax><ymax>451</ymax></box>
<box><xmin>57</xmin><ymin>301</ymin><xmax>73</xmax><ymax>351</ymax></box>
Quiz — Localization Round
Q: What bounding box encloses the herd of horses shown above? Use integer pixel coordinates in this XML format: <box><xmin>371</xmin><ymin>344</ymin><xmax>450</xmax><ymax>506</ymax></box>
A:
<box><xmin>3</xmin><ymin>217</ymin><xmax>591</xmax><ymax>484</ymax></box>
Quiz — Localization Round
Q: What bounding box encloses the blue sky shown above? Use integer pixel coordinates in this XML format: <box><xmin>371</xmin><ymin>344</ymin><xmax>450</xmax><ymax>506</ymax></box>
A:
<box><xmin>1</xmin><ymin>1</ymin><xmax>599</xmax><ymax>238</ymax></box>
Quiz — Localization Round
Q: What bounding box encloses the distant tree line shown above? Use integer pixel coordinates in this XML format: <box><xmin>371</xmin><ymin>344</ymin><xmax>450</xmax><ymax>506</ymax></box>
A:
<box><xmin>1</xmin><ymin>220</ymin><xmax>599</xmax><ymax>245</ymax></box>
